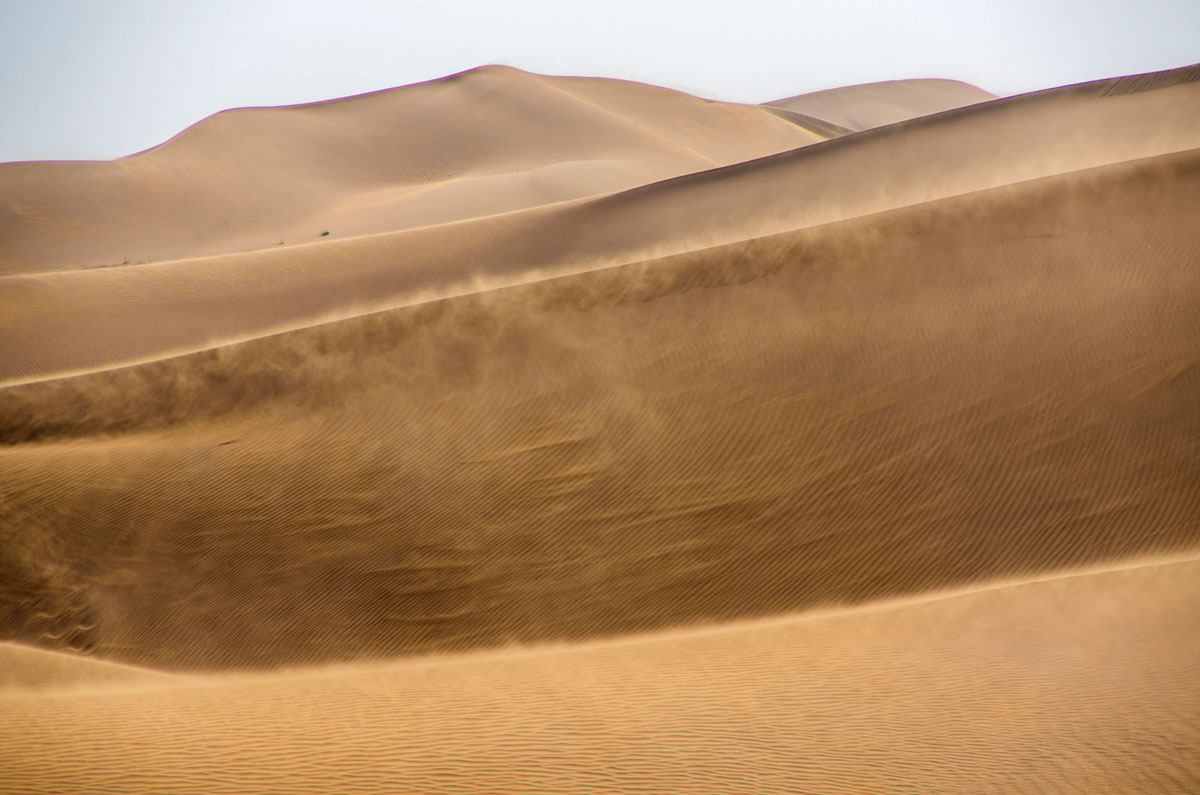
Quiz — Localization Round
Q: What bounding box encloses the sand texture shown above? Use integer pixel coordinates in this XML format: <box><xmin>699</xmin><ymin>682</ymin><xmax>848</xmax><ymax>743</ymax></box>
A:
<box><xmin>2</xmin><ymin>63</ymin><xmax>1199</xmax><ymax>792</ymax></box>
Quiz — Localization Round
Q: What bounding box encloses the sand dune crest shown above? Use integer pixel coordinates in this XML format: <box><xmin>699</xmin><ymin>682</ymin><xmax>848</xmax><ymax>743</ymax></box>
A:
<box><xmin>0</xmin><ymin>66</ymin><xmax>823</xmax><ymax>275</ymax></box>
<box><xmin>764</xmin><ymin>76</ymin><xmax>997</xmax><ymax>130</ymax></box>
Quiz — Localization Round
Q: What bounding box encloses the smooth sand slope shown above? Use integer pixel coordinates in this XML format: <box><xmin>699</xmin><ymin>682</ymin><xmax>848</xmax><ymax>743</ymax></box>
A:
<box><xmin>2</xmin><ymin>63</ymin><xmax>1199</xmax><ymax>792</ymax></box>
<box><xmin>0</xmin><ymin>65</ymin><xmax>825</xmax><ymax>275</ymax></box>
<box><xmin>763</xmin><ymin>78</ymin><xmax>997</xmax><ymax>131</ymax></box>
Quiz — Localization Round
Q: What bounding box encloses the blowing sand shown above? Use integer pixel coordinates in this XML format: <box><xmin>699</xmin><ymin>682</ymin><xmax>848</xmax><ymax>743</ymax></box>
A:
<box><xmin>2</xmin><ymin>63</ymin><xmax>1199</xmax><ymax>792</ymax></box>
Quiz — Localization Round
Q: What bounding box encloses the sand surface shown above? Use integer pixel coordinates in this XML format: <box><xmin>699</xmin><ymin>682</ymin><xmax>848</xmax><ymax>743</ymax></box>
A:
<box><xmin>3</xmin><ymin>556</ymin><xmax>1199</xmax><ymax>793</ymax></box>
<box><xmin>763</xmin><ymin>78</ymin><xmax>997</xmax><ymax>131</ymax></box>
<box><xmin>2</xmin><ymin>63</ymin><xmax>1199</xmax><ymax>791</ymax></box>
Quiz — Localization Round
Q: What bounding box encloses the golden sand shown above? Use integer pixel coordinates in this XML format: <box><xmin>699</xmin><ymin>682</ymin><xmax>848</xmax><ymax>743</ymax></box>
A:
<box><xmin>2</xmin><ymin>64</ymin><xmax>1198</xmax><ymax>792</ymax></box>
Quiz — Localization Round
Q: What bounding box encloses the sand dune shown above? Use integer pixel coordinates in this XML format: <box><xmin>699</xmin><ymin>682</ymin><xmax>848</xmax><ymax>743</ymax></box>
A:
<box><xmin>764</xmin><ymin>77</ymin><xmax>997</xmax><ymax>130</ymax></box>
<box><xmin>2</xmin><ymin>62</ymin><xmax>1199</xmax><ymax>791</ymax></box>
<box><xmin>2</xmin><ymin>556</ymin><xmax>1197</xmax><ymax>793</ymax></box>
<box><xmin>0</xmin><ymin>66</ymin><xmax>823</xmax><ymax>275</ymax></box>
<box><xmin>3</xmin><ymin>64</ymin><xmax>1198</xmax><ymax>384</ymax></box>
<box><xmin>3</xmin><ymin>143</ymin><xmax>1197</xmax><ymax>669</ymax></box>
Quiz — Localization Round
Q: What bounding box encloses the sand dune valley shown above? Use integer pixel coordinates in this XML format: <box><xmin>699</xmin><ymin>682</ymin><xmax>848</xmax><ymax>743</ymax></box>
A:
<box><xmin>1</xmin><ymin>62</ymin><xmax>1199</xmax><ymax>793</ymax></box>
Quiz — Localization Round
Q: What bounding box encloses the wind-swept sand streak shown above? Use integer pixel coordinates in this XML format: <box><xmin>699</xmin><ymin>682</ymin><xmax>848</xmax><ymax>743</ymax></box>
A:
<box><xmin>0</xmin><ymin>643</ymin><xmax>175</xmax><ymax>691</ymax></box>
<box><xmin>2</xmin><ymin>148</ymin><xmax>1196</xmax><ymax>669</ymax></box>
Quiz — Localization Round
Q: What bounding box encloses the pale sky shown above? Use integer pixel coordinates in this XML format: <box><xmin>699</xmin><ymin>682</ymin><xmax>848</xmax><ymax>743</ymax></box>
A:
<box><xmin>2</xmin><ymin>0</ymin><xmax>1197</xmax><ymax>163</ymax></box>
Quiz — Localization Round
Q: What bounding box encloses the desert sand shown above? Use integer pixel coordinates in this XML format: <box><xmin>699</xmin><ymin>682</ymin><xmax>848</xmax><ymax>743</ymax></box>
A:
<box><xmin>763</xmin><ymin>77</ymin><xmax>997</xmax><ymax>131</ymax></box>
<box><xmin>1</xmin><ymin>63</ymin><xmax>1199</xmax><ymax>792</ymax></box>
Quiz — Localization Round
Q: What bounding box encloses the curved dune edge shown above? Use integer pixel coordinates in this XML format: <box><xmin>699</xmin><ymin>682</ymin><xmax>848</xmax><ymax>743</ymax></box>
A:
<box><xmin>3</xmin><ymin>555</ymin><xmax>1198</xmax><ymax>793</ymax></box>
<box><xmin>2</xmin><ymin>142</ymin><xmax>1197</xmax><ymax>389</ymax></box>
<box><xmin>2</xmin><ymin>64</ymin><xmax>1198</xmax><ymax>385</ymax></box>
<box><xmin>763</xmin><ymin>77</ymin><xmax>997</xmax><ymax>131</ymax></box>
<box><xmin>4</xmin><ymin>144</ymin><xmax>1196</xmax><ymax>437</ymax></box>
<box><xmin>0</xmin><ymin>66</ymin><xmax>823</xmax><ymax>275</ymax></box>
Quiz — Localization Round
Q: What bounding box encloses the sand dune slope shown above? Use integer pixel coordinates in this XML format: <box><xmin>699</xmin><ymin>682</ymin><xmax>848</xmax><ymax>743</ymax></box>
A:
<box><xmin>2</xmin><ymin>64</ymin><xmax>1197</xmax><ymax>384</ymax></box>
<box><xmin>0</xmin><ymin>66</ymin><xmax>823</xmax><ymax>274</ymax></box>
<box><xmin>2</xmin><ymin>557</ymin><xmax>1197</xmax><ymax>794</ymax></box>
<box><xmin>764</xmin><ymin>77</ymin><xmax>997</xmax><ymax>130</ymax></box>
<box><xmin>2</xmin><ymin>144</ymin><xmax>1197</xmax><ymax>670</ymax></box>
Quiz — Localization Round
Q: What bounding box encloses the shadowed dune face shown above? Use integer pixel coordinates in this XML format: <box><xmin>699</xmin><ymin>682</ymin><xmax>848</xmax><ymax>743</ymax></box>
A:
<box><xmin>1</xmin><ymin>62</ymin><xmax>1199</xmax><ymax>792</ymax></box>
<box><xmin>1</xmin><ymin>148</ymin><xmax>1197</xmax><ymax>670</ymax></box>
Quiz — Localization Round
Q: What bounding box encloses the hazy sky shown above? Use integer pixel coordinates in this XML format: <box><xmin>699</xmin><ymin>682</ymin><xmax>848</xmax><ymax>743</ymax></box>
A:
<box><xmin>2</xmin><ymin>0</ymin><xmax>1197</xmax><ymax>162</ymax></box>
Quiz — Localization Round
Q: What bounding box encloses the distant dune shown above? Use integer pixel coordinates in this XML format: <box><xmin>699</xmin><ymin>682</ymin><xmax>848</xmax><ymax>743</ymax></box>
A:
<box><xmin>0</xmin><ymin>66</ymin><xmax>824</xmax><ymax>275</ymax></box>
<box><xmin>1</xmin><ymin>62</ymin><xmax>1198</xmax><ymax>793</ymax></box>
<box><xmin>764</xmin><ymin>77</ymin><xmax>997</xmax><ymax>130</ymax></box>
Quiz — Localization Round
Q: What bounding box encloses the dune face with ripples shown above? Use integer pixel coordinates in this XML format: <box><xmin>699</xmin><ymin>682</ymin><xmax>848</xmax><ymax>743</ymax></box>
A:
<box><xmin>2</xmin><ymin>63</ymin><xmax>1199</xmax><ymax>793</ymax></box>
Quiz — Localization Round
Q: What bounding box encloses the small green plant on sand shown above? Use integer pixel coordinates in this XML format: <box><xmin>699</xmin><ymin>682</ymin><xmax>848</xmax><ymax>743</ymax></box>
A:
<box><xmin>320</xmin><ymin>231</ymin><xmax>330</xmax><ymax>236</ymax></box>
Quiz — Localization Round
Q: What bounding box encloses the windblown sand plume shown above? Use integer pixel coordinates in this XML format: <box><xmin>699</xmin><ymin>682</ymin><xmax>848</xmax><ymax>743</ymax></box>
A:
<box><xmin>1</xmin><ymin>63</ymin><xmax>1199</xmax><ymax>793</ymax></box>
